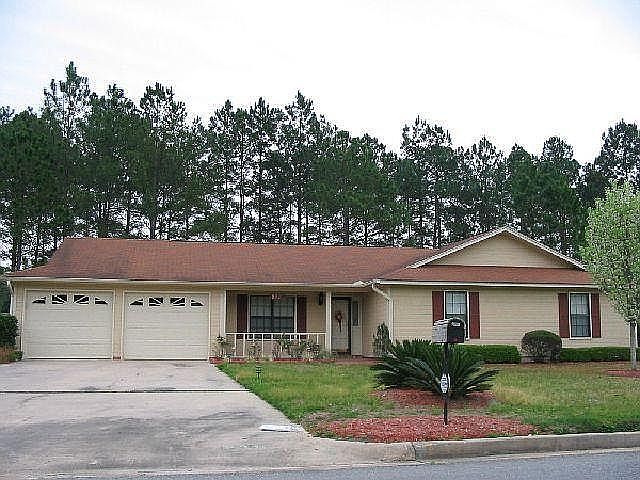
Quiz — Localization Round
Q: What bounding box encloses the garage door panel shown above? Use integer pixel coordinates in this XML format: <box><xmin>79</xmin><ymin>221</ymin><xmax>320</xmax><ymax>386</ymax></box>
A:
<box><xmin>24</xmin><ymin>291</ymin><xmax>113</xmax><ymax>358</ymax></box>
<box><xmin>124</xmin><ymin>293</ymin><xmax>209</xmax><ymax>360</ymax></box>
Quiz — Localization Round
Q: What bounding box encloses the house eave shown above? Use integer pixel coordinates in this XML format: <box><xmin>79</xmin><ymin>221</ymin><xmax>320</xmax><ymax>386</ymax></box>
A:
<box><xmin>372</xmin><ymin>279</ymin><xmax>596</xmax><ymax>289</ymax></box>
<box><xmin>5</xmin><ymin>276</ymin><xmax>368</xmax><ymax>289</ymax></box>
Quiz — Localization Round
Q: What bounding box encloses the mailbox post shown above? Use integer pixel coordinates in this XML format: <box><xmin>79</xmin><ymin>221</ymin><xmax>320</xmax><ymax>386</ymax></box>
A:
<box><xmin>432</xmin><ymin>318</ymin><xmax>466</xmax><ymax>426</ymax></box>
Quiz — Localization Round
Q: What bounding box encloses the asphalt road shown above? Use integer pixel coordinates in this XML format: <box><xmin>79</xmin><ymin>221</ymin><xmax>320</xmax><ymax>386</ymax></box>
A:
<box><xmin>98</xmin><ymin>449</ymin><xmax>640</xmax><ymax>480</ymax></box>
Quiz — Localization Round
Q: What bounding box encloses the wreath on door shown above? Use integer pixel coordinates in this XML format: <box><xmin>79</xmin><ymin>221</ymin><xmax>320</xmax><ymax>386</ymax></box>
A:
<box><xmin>335</xmin><ymin>310</ymin><xmax>343</xmax><ymax>332</ymax></box>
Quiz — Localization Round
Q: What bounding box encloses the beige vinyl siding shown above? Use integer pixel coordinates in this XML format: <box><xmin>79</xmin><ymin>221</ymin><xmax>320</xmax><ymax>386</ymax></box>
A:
<box><xmin>387</xmin><ymin>285</ymin><xmax>630</xmax><ymax>348</ymax></box>
<box><xmin>12</xmin><ymin>283</ymin><xmax>25</xmax><ymax>351</ymax></box>
<box><xmin>306</xmin><ymin>295</ymin><xmax>325</xmax><ymax>332</ymax></box>
<box><xmin>363</xmin><ymin>289</ymin><xmax>389</xmax><ymax>356</ymax></box>
<box><xmin>474</xmin><ymin>288</ymin><xmax>558</xmax><ymax>345</ymax></box>
<box><xmin>392</xmin><ymin>286</ymin><xmax>432</xmax><ymax>341</ymax></box>
<box><xmin>431</xmin><ymin>233</ymin><xmax>570</xmax><ymax>268</ymax></box>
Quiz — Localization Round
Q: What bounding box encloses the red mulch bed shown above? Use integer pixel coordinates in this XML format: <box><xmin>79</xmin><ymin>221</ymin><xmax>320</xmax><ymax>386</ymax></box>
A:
<box><xmin>374</xmin><ymin>388</ymin><xmax>495</xmax><ymax>409</ymax></box>
<box><xmin>608</xmin><ymin>370</ymin><xmax>640</xmax><ymax>378</ymax></box>
<box><xmin>318</xmin><ymin>415</ymin><xmax>533</xmax><ymax>443</ymax></box>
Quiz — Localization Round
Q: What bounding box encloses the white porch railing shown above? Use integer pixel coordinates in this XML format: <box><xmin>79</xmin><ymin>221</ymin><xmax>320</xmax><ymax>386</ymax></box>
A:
<box><xmin>225</xmin><ymin>332</ymin><xmax>326</xmax><ymax>358</ymax></box>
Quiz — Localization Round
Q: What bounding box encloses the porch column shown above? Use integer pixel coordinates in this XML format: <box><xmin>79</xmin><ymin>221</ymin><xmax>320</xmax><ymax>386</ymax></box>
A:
<box><xmin>324</xmin><ymin>290</ymin><xmax>332</xmax><ymax>352</ymax></box>
<box><xmin>219</xmin><ymin>290</ymin><xmax>227</xmax><ymax>338</ymax></box>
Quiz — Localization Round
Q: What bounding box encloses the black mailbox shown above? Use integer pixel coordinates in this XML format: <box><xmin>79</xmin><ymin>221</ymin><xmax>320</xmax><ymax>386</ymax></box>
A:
<box><xmin>432</xmin><ymin>318</ymin><xmax>466</xmax><ymax>344</ymax></box>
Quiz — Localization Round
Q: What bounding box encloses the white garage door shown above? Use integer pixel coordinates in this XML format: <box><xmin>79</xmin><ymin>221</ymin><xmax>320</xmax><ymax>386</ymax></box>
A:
<box><xmin>24</xmin><ymin>290</ymin><xmax>113</xmax><ymax>358</ymax></box>
<box><xmin>124</xmin><ymin>293</ymin><xmax>209</xmax><ymax>359</ymax></box>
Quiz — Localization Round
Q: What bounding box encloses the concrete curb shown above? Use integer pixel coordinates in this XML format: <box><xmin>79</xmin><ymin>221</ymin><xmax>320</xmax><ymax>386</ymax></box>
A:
<box><xmin>411</xmin><ymin>431</ymin><xmax>640</xmax><ymax>460</ymax></box>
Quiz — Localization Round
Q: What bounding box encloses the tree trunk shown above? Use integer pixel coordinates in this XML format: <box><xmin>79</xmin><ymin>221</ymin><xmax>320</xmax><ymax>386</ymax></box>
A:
<box><xmin>631</xmin><ymin>321</ymin><xmax>638</xmax><ymax>370</ymax></box>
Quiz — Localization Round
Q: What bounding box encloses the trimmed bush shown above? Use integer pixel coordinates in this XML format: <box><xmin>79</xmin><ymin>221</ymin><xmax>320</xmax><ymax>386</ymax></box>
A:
<box><xmin>0</xmin><ymin>314</ymin><xmax>18</xmax><ymax>348</ymax></box>
<box><xmin>372</xmin><ymin>323</ymin><xmax>392</xmax><ymax>356</ymax></box>
<box><xmin>560</xmin><ymin>347</ymin><xmax>637</xmax><ymax>362</ymax></box>
<box><xmin>460</xmin><ymin>344</ymin><xmax>521</xmax><ymax>364</ymax></box>
<box><xmin>372</xmin><ymin>339</ymin><xmax>499</xmax><ymax>399</ymax></box>
<box><xmin>0</xmin><ymin>347</ymin><xmax>22</xmax><ymax>363</ymax></box>
<box><xmin>521</xmin><ymin>330</ymin><xmax>562</xmax><ymax>363</ymax></box>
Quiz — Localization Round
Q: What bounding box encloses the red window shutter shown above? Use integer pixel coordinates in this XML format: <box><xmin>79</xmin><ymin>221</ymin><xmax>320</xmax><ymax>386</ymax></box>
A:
<box><xmin>297</xmin><ymin>296</ymin><xmax>307</xmax><ymax>333</ymax></box>
<box><xmin>432</xmin><ymin>290</ymin><xmax>444</xmax><ymax>324</ymax></box>
<box><xmin>469</xmin><ymin>291</ymin><xmax>480</xmax><ymax>339</ymax></box>
<box><xmin>237</xmin><ymin>294</ymin><xmax>247</xmax><ymax>333</ymax></box>
<box><xmin>558</xmin><ymin>293</ymin><xmax>569</xmax><ymax>338</ymax></box>
<box><xmin>591</xmin><ymin>293</ymin><xmax>601</xmax><ymax>338</ymax></box>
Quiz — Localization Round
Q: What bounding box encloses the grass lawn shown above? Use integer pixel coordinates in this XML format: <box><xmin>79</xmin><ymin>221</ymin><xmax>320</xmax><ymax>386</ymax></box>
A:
<box><xmin>219</xmin><ymin>361</ymin><xmax>640</xmax><ymax>434</ymax></box>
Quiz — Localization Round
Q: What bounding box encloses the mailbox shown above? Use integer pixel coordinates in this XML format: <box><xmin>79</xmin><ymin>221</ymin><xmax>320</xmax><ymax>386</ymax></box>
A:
<box><xmin>432</xmin><ymin>318</ymin><xmax>466</xmax><ymax>344</ymax></box>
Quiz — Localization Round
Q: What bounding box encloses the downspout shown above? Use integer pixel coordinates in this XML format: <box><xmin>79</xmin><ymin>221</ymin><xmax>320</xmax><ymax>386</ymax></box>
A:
<box><xmin>7</xmin><ymin>280</ymin><xmax>15</xmax><ymax>315</ymax></box>
<box><xmin>371</xmin><ymin>282</ymin><xmax>394</xmax><ymax>341</ymax></box>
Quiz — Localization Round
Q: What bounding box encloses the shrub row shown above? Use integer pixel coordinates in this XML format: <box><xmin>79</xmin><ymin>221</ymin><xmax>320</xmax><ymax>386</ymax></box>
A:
<box><xmin>560</xmin><ymin>347</ymin><xmax>637</xmax><ymax>362</ymax></box>
<box><xmin>460</xmin><ymin>344</ymin><xmax>521</xmax><ymax>364</ymax></box>
<box><xmin>0</xmin><ymin>314</ymin><xmax>18</xmax><ymax>348</ymax></box>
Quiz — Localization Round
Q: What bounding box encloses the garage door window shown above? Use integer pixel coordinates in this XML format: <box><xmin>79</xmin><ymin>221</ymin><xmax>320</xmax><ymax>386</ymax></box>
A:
<box><xmin>129</xmin><ymin>298</ymin><xmax>144</xmax><ymax>306</ymax></box>
<box><xmin>148</xmin><ymin>297</ymin><xmax>164</xmax><ymax>306</ymax></box>
<box><xmin>190</xmin><ymin>298</ymin><xmax>204</xmax><ymax>307</ymax></box>
<box><xmin>74</xmin><ymin>294</ymin><xmax>90</xmax><ymax>305</ymax></box>
<box><xmin>95</xmin><ymin>297</ymin><xmax>109</xmax><ymax>305</ymax></box>
<box><xmin>32</xmin><ymin>296</ymin><xmax>46</xmax><ymax>304</ymax></box>
<box><xmin>52</xmin><ymin>293</ymin><xmax>68</xmax><ymax>304</ymax></box>
<box><xmin>170</xmin><ymin>297</ymin><xmax>186</xmax><ymax>307</ymax></box>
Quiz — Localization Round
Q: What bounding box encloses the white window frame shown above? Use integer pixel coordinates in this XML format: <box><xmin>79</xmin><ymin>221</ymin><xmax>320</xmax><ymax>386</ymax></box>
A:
<box><xmin>444</xmin><ymin>290</ymin><xmax>470</xmax><ymax>339</ymax></box>
<box><xmin>569</xmin><ymin>292</ymin><xmax>592</xmax><ymax>339</ymax></box>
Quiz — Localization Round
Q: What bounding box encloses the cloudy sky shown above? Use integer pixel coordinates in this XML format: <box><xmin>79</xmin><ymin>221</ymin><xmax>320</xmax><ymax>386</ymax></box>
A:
<box><xmin>1</xmin><ymin>0</ymin><xmax>639</xmax><ymax>162</ymax></box>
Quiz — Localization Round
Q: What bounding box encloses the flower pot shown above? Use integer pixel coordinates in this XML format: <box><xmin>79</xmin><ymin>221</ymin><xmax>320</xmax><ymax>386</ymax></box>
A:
<box><xmin>209</xmin><ymin>356</ymin><xmax>224</xmax><ymax>365</ymax></box>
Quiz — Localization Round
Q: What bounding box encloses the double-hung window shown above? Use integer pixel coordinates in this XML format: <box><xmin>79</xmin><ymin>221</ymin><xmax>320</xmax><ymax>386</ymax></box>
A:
<box><xmin>250</xmin><ymin>295</ymin><xmax>295</xmax><ymax>333</ymax></box>
<box><xmin>570</xmin><ymin>293</ymin><xmax>591</xmax><ymax>338</ymax></box>
<box><xmin>445</xmin><ymin>291</ymin><xmax>468</xmax><ymax>337</ymax></box>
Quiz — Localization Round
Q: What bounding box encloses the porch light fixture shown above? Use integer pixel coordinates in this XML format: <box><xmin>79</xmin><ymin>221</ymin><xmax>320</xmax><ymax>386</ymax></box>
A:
<box><xmin>318</xmin><ymin>292</ymin><xmax>324</xmax><ymax>305</ymax></box>
<box><xmin>271</xmin><ymin>293</ymin><xmax>282</xmax><ymax>301</ymax></box>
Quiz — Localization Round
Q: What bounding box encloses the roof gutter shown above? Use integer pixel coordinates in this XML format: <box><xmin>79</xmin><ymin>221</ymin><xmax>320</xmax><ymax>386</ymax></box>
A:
<box><xmin>371</xmin><ymin>282</ymin><xmax>394</xmax><ymax>342</ymax></box>
<box><xmin>372</xmin><ymin>279</ymin><xmax>596</xmax><ymax>288</ymax></box>
<box><xmin>4</xmin><ymin>276</ymin><xmax>367</xmax><ymax>289</ymax></box>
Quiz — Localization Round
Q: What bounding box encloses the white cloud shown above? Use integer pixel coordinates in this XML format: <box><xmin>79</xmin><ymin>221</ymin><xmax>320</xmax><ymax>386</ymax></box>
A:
<box><xmin>1</xmin><ymin>0</ymin><xmax>639</xmax><ymax>162</ymax></box>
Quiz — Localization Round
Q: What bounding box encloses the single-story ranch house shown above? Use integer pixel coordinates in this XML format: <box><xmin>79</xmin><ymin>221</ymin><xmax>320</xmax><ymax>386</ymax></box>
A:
<box><xmin>4</xmin><ymin>226</ymin><xmax>633</xmax><ymax>360</ymax></box>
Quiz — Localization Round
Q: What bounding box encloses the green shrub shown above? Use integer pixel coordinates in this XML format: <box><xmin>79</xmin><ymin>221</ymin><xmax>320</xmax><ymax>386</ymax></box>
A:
<box><xmin>372</xmin><ymin>340</ymin><xmax>499</xmax><ymax>399</ymax></box>
<box><xmin>372</xmin><ymin>323</ymin><xmax>392</xmax><ymax>356</ymax></box>
<box><xmin>11</xmin><ymin>350</ymin><xmax>22</xmax><ymax>362</ymax></box>
<box><xmin>521</xmin><ymin>330</ymin><xmax>562</xmax><ymax>363</ymax></box>
<box><xmin>0</xmin><ymin>314</ymin><xmax>18</xmax><ymax>348</ymax></box>
<box><xmin>460</xmin><ymin>344</ymin><xmax>521</xmax><ymax>364</ymax></box>
<box><xmin>560</xmin><ymin>347</ymin><xmax>636</xmax><ymax>362</ymax></box>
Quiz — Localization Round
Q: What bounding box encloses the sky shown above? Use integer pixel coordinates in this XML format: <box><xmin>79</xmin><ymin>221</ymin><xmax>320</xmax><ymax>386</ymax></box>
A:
<box><xmin>1</xmin><ymin>0</ymin><xmax>639</xmax><ymax>162</ymax></box>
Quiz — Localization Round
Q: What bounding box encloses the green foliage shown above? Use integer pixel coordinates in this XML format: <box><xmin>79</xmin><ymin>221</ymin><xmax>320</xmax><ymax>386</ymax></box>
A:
<box><xmin>560</xmin><ymin>347</ymin><xmax>637</xmax><ymax>362</ymax></box>
<box><xmin>372</xmin><ymin>323</ymin><xmax>392</xmax><ymax>356</ymax></box>
<box><xmin>11</xmin><ymin>350</ymin><xmax>22</xmax><ymax>362</ymax></box>
<box><xmin>460</xmin><ymin>344</ymin><xmax>521</xmax><ymax>364</ymax></box>
<box><xmin>0</xmin><ymin>314</ymin><xmax>18</xmax><ymax>348</ymax></box>
<box><xmin>219</xmin><ymin>363</ymin><xmax>390</xmax><ymax>423</ymax></box>
<box><xmin>2</xmin><ymin>60</ymin><xmax>640</xmax><ymax>270</ymax></box>
<box><xmin>372</xmin><ymin>340</ymin><xmax>499</xmax><ymax>399</ymax></box>
<box><xmin>521</xmin><ymin>330</ymin><xmax>562</xmax><ymax>362</ymax></box>
<box><xmin>581</xmin><ymin>182</ymin><xmax>640</xmax><ymax>368</ymax></box>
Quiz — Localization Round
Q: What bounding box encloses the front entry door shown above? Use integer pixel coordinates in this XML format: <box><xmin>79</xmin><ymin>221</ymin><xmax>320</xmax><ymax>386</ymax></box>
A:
<box><xmin>331</xmin><ymin>298</ymin><xmax>350</xmax><ymax>353</ymax></box>
<box><xmin>350</xmin><ymin>299</ymin><xmax>362</xmax><ymax>355</ymax></box>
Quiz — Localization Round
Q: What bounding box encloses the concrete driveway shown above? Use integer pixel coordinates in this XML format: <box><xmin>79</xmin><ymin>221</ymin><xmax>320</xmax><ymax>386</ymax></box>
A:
<box><xmin>0</xmin><ymin>361</ymin><xmax>409</xmax><ymax>479</ymax></box>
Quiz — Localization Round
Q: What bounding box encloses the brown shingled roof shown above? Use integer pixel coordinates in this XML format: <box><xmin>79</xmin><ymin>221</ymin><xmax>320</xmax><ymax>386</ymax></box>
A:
<box><xmin>380</xmin><ymin>265</ymin><xmax>593</xmax><ymax>285</ymax></box>
<box><xmin>8</xmin><ymin>237</ymin><xmax>434</xmax><ymax>284</ymax></box>
<box><xmin>8</xmin><ymin>236</ymin><xmax>592</xmax><ymax>286</ymax></box>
